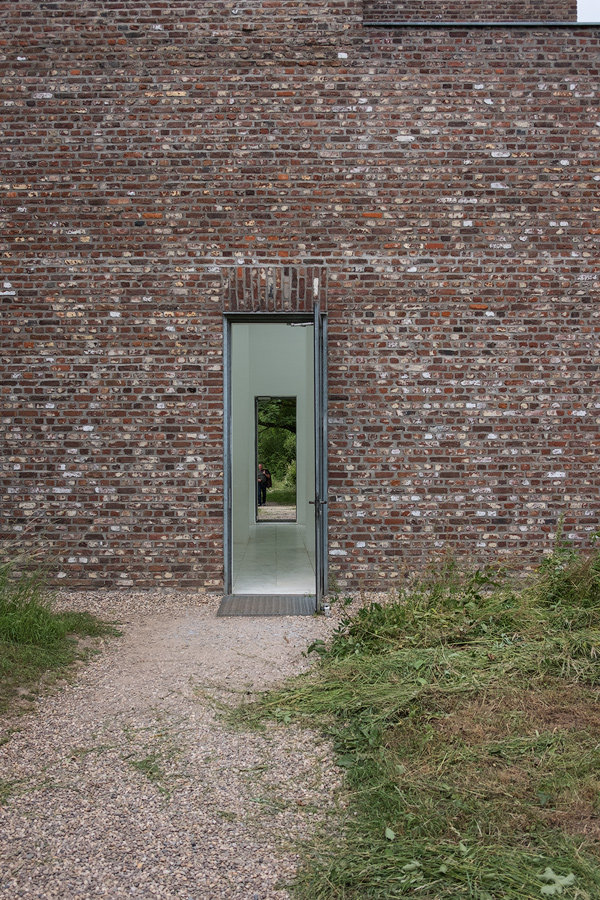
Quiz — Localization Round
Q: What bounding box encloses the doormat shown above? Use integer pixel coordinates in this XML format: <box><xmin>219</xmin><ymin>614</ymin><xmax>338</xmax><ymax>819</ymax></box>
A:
<box><xmin>217</xmin><ymin>594</ymin><xmax>317</xmax><ymax>617</ymax></box>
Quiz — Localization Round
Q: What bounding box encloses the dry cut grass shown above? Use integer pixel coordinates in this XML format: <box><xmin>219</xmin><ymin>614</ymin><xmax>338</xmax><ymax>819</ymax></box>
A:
<box><xmin>238</xmin><ymin>539</ymin><xmax>600</xmax><ymax>899</ymax></box>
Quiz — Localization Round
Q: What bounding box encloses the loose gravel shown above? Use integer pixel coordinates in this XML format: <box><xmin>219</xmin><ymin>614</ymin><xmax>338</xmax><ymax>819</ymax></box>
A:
<box><xmin>0</xmin><ymin>589</ymin><xmax>368</xmax><ymax>900</ymax></box>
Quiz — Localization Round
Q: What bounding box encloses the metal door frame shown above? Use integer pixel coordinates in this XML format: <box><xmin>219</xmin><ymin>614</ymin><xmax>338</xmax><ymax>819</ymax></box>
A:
<box><xmin>223</xmin><ymin>312</ymin><xmax>327</xmax><ymax>602</ymax></box>
<box><xmin>313</xmin><ymin>303</ymin><xmax>328</xmax><ymax>606</ymax></box>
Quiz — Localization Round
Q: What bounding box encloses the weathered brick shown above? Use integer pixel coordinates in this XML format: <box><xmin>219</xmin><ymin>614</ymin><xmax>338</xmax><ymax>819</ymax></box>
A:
<box><xmin>0</xmin><ymin>1</ymin><xmax>599</xmax><ymax>589</ymax></box>
<box><xmin>364</xmin><ymin>0</ymin><xmax>577</xmax><ymax>23</ymax></box>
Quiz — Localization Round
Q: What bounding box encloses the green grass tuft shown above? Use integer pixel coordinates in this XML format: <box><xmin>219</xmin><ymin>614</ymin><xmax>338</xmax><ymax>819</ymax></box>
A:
<box><xmin>0</xmin><ymin>559</ymin><xmax>118</xmax><ymax>715</ymax></box>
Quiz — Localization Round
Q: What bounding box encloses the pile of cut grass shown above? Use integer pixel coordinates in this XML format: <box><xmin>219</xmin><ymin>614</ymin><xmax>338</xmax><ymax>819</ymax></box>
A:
<box><xmin>238</xmin><ymin>536</ymin><xmax>600</xmax><ymax>899</ymax></box>
<box><xmin>0</xmin><ymin>560</ymin><xmax>116</xmax><ymax>715</ymax></box>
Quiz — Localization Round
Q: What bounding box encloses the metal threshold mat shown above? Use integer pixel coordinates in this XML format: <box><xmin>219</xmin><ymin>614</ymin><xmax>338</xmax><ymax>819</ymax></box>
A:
<box><xmin>217</xmin><ymin>594</ymin><xmax>317</xmax><ymax>617</ymax></box>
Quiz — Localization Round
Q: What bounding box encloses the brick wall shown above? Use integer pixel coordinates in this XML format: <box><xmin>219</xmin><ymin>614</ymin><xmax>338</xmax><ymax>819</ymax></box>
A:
<box><xmin>1</xmin><ymin>1</ymin><xmax>599</xmax><ymax>588</ymax></box>
<box><xmin>364</xmin><ymin>1</ymin><xmax>577</xmax><ymax>23</ymax></box>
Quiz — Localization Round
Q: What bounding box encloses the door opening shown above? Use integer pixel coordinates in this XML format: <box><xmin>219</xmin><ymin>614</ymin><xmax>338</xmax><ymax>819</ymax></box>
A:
<box><xmin>223</xmin><ymin>316</ymin><xmax>326</xmax><ymax>606</ymax></box>
<box><xmin>256</xmin><ymin>396</ymin><xmax>297</xmax><ymax>523</ymax></box>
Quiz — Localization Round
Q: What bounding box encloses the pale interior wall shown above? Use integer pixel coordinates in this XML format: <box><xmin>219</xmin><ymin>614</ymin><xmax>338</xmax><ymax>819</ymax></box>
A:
<box><xmin>231</xmin><ymin>322</ymin><xmax>315</xmax><ymax>548</ymax></box>
<box><xmin>303</xmin><ymin>326</ymin><xmax>316</xmax><ymax>553</ymax></box>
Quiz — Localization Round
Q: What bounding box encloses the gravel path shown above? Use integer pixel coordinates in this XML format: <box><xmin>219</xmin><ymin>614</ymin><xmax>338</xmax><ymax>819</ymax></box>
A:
<box><xmin>256</xmin><ymin>507</ymin><xmax>297</xmax><ymax>522</ymax></box>
<box><xmin>0</xmin><ymin>590</ymin><xmax>348</xmax><ymax>900</ymax></box>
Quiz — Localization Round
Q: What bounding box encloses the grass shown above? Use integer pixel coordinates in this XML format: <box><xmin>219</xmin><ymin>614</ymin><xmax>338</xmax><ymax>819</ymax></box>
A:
<box><xmin>0</xmin><ymin>558</ymin><xmax>118</xmax><ymax>715</ymax></box>
<box><xmin>267</xmin><ymin>478</ymin><xmax>297</xmax><ymax>506</ymax></box>
<box><xmin>267</xmin><ymin>488</ymin><xmax>296</xmax><ymax>506</ymax></box>
<box><xmin>123</xmin><ymin>725</ymin><xmax>185</xmax><ymax>798</ymax></box>
<box><xmin>129</xmin><ymin>753</ymin><xmax>165</xmax><ymax>784</ymax></box>
<box><xmin>236</xmin><ymin>532</ymin><xmax>600</xmax><ymax>899</ymax></box>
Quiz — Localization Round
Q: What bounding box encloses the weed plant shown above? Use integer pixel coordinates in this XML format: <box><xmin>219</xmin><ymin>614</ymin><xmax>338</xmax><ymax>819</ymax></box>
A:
<box><xmin>238</xmin><ymin>536</ymin><xmax>600</xmax><ymax>899</ymax></box>
<box><xmin>0</xmin><ymin>559</ymin><xmax>116</xmax><ymax>714</ymax></box>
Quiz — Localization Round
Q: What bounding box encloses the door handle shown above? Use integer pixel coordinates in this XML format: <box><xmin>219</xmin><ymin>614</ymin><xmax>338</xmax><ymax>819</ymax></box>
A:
<box><xmin>309</xmin><ymin>500</ymin><xmax>327</xmax><ymax>505</ymax></box>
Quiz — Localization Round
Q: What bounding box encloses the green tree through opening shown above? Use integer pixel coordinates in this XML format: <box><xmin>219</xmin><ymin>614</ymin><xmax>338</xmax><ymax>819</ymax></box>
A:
<box><xmin>256</xmin><ymin>397</ymin><xmax>297</xmax><ymax>519</ymax></box>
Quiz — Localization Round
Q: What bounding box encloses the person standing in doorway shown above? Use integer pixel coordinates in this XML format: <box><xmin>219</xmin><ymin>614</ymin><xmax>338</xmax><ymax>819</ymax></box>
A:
<box><xmin>257</xmin><ymin>463</ymin><xmax>268</xmax><ymax>507</ymax></box>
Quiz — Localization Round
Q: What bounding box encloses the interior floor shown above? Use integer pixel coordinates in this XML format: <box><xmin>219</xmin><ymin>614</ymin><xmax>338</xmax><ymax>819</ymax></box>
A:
<box><xmin>232</xmin><ymin>522</ymin><xmax>315</xmax><ymax>595</ymax></box>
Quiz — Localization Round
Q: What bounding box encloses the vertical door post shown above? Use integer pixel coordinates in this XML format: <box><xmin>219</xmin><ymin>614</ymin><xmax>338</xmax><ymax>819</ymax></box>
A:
<box><xmin>223</xmin><ymin>317</ymin><xmax>233</xmax><ymax>594</ymax></box>
<box><xmin>313</xmin><ymin>304</ymin><xmax>328</xmax><ymax>607</ymax></box>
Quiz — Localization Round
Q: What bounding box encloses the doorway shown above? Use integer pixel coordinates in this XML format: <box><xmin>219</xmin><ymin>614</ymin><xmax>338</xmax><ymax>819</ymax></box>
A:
<box><xmin>255</xmin><ymin>396</ymin><xmax>297</xmax><ymax>523</ymax></box>
<box><xmin>223</xmin><ymin>314</ymin><xmax>327</xmax><ymax>607</ymax></box>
